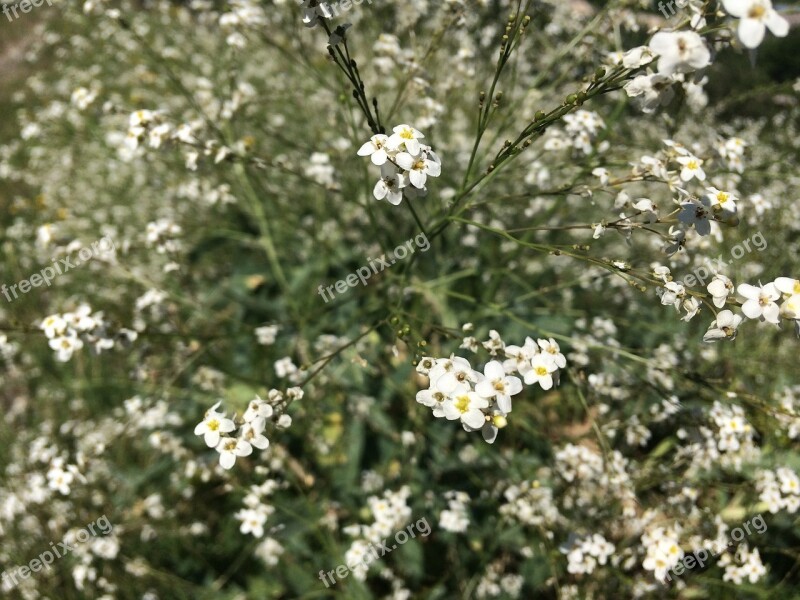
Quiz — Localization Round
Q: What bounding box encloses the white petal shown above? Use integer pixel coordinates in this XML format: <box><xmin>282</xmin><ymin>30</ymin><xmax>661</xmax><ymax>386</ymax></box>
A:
<box><xmin>371</xmin><ymin>149</ymin><xmax>388</xmax><ymax>166</ymax></box>
<box><xmin>220</xmin><ymin>453</ymin><xmax>236</xmax><ymax>469</ymax></box>
<box><xmin>496</xmin><ymin>396</ymin><xmax>512</xmax><ymax>413</ymax></box>
<box><xmin>357</xmin><ymin>141</ymin><xmax>375</xmax><ymax>156</ymax></box>
<box><xmin>373</xmin><ymin>180</ymin><xmax>388</xmax><ymax>200</ymax></box>
<box><xmin>475</xmin><ymin>380</ymin><xmax>496</xmax><ymax>398</ymax></box>
<box><xmin>739</xmin><ymin>19</ymin><xmax>766</xmax><ymax>48</ymax></box>
<box><xmin>409</xmin><ymin>169</ymin><xmax>426</xmax><ymax>188</ymax></box>
<box><xmin>462</xmin><ymin>409</ymin><xmax>486</xmax><ymax>429</ymax></box>
<box><xmin>425</xmin><ymin>159</ymin><xmax>441</xmax><ymax>177</ymax></box>
<box><xmin>722</xmin><ymin>0</ymin><xmax>748</xmax><ymax>17</ymax></box>
<box><xmin>763</xmin><ymin>302</ymin><xmax>780</xmax><ymax>324</ymax></box>
<box><xmin>395</xmin><ymin>152</ymin><xmax>414</xmax><ymax>170</ymax></box>
<box><xmin>766</xmin><ymin>11</ymin><xmax>789</xmax><ymax>38</ymax></box>
<box><xmin>484</xmin><ymin>361</ymin><xmax>505</xmax><ymax>380</ymax></box>
<box><xmin>737</xmin><ymin>284</ymin><xmax>759</xmax><ymax>299</ymax></box>
<box><xmin>741</xmin><ymin>299</ymin><xmax>762</xmax><ymax>319</ymax></box>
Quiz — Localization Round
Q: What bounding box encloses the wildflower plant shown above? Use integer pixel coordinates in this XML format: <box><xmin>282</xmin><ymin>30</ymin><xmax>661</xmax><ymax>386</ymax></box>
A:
<box><xmin>0</xmin><ymin>0</ymin><xmax>799</xmax><ymax>598</ymax></box>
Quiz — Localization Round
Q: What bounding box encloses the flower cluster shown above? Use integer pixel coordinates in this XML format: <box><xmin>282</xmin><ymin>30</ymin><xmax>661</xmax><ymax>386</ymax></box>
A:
<box><xmin>704</xmin><ymin>277</ymin><xmax>800</xmax><ymax>341</ymax></box>
<box><xmin>438</xmin><ymin>490</ymin><xmax>471</xmax><ymax>533</ymax></box>
<box><xmin>641</xmin><ymin>525</ymin><xmax>683</xmax><ymax>582</ymax></box>
<box><xmin>719</xmin><ymin>544</ymin><xmax>768</xmax><ymax>584</ymax></box>
<box><xmin>416</xmin><ymin>335</ymin><xmax>565</xmax><ymax>443</ymax></box>
<box><xmin>194</xmin><ymin>391</ymin><xmax>300</xmax><ymax>469</ymax></box>
<box><xmin>342</xmin><ymin>486</ymin><xmax>413</xmax><ymax>581</ymax></box>
<box><xmin>40</xmin><ymin>305</ymin><xmax>137</xmax><ymax>362</ymax></box>
<box><xmin>358</xmin><ymin>124</ymin><xmax>441</xmax><ymax>205</ymax></box>
<box><xmin>564</xmin><ymin>533</ymin><xmax>615</xmax><ymax>575</ymax></box>
<box><xmin>756</xmin><ymin>468</ymin><xmax>800</xmax><ymax>513</ymax></box>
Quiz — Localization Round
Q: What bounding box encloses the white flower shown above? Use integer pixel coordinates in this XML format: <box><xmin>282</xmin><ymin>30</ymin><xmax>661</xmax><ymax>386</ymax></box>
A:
<box><xmin>676</xmin><ymin>155</ymin><xmax>706</xmax><ymax>182</ymax></box>
<box><xmin>387</xmin><ymin>124</ymin><xmax>425</xmax><ymax>155</ymax></box>
<box><xmin>774</xmin><ymin>277</ymin><xmax>800</xmax><ymax>297</ymax></box>
<box><xmin>442</xmin><ymin>388</ymin><xmax>489</xmax><ymax>429</ymax></box>
<box><xmin>235</xmin><ymin>508</ymin><xmax>268</xmax><ymax>537</ymax></box>
<box><xmin>624</xmin><ymin>72</ymin><xmax>676</xmax><ymax>113</ymax></box>
<box><xmin>49</xmin><ymin>331</ymin><xmax>84</xmax><ymax>362</ymax></box>
<box><xmin>780</xmin><ymin>294</ymin><xmax>800</xmax><ymax>321</ymax></box>
<box><xmin>522</xmin><ymin>354</ymin><xmax>557</xmax><ymax>390</ymax></box>
<box><xmin>216</xmin><ymin>437</ymin><xmax>253</xmax><ymax>469</ymax></box>
<box><xmin>395</xmin><ymin>149</ymin><xmax>441</xmax><ymax>189</ymax></box>
<box><xmin>194</xmin><ymin>402</ymin><xmax>236</xmax><ymax>448</ymax></box>
<box><xmin>537</xmin><ymin>338</ymin><xmax>567</xmax><ymax>368</ymax></box>
<box><xmin>703</xmin><ymin>310</ymin><xmax>743</xmax><ymax>342</ymax></box>
<box><xmin>357</xmin><ymin>134</ymin><xmax>391</xmax><ymax>166</ymax></box>
<box><xmin>648</xmin><ymin>31</ymin><xmax>710</xmax><ymax>76</ymax></box>
<box><xmin>40</xmin><ymin>314</ymin><xmax>67</xmax><ymax>339</ymax></box>
<box><xmin>622</xmin><ymin>45</ymin><xmax>656</xmax><ymax>68</ymax></box>
<box><xmin>705</xmin><ymin>187</ymin><xmax>738</xmax><ymax>214</ymax></box>
<box><xmin>255</xmin><ymin>325</ymin><xmax>280</xmax><ymax>345</ymax></box>
<box><xmin>373</xmin><ymin>168</ymin><xmax>406</xmax><ymax>205</ymax></box>
<box><xmin>633</xmin><ymin>198</ymin><xmax>659</xmax><ymax>223</ymax></box>
<box><xmin>475</xmin><ymin>361</ymin><xmax>523</xmax><ymax>413</ymax></box>
<box><xmin>660</xmin><ymin>281</ymin><xmax>686</xmax><ymax>308</ymax></box>
<box><xmin>240</xmin><ymin>422</ymin><xmax>270</xmax><ymax>450</ymax></box>
<box><xmin>243</xmin><ymin>396</ymin><xmax>274</xmax><ymax>422</ymax></box>
<box><xmin>708</xmin><ymin>274</ymin><xmax>734</xmax><ymax>308</ymax></box>
<box><xmin>738</xmin><ymin>282</ymin><xmax>781</xmax><ymax>323</ymax></box>
<box><xmin>722</xmin><ymin>0</ymin><xmax>789</xmax><ymax>49</ymax></box>
<box><xmin>678</xmin><ymin>196</ymin><xmax>713</xmax><ymax>235</ymax></box>
<box><xmin>298</xmin><ymin>0</ymin><xmax>332</xmax><ymax>28</ymax></box>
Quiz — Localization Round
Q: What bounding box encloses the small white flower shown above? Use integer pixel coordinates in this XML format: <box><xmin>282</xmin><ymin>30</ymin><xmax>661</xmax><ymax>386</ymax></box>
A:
<box><xmin>40</xmin><ymin>314</ymin><xmax>67</xmax><ymax>339</ymax></box>
<box><xmin>357</xmin><ymin>134</ymin><xmax>391</xmax><ymax>166</ymax></box>
<box><xmin>194</xmin><ymin>402</ymin><xmax>236</xmax><ymax>448</ymax></box>
<box><xmin>442</xmin><ymin>389</ymin><xmax>489</xmax><ymax>429</ymax></box>
<box><xmin>240</xmin><ymin>422</ymin><xmax>270</xmax><ymax>450</ymax></box>
<box><xmin>722</xmin><ymin>0</ymin><xmax>789</xmax><ymax>49</ymax></box>
<box><xmin>649</xmin><ymin>31</ymin><xmax>710</xmax><ymax>76</ymax></box>
<box><xmin>373</xmin><ymin>168</ymin><xmax>406</xmax><ymax>205</ymax></box>
<box><xmin>216</xmin><ymin>437</ymin><xmax>253</xmax><ymax>469</ymax></box>
<box><xmin>676</xmin><ymin>155</ymin><xmax>706</xmax><ymax>182</ymax></box>
<box><xmin>708</xmin><ymin>274</ymin><xmax>734</xmax><ymax>308</ymax></box>
<box><xmin>474</xmin><ymin>361</ymin><xmax>523</xmax><ymax>413</ymax></box>
<box><xmin>738</xmin><ymin>282</ymin><xmax>781</xmax><ymax>323</ymax></box>
<box><xmin>522</xmin><ymin>354</ymin><xmax>557</xmax><ymax>390</ymax></box>
<box><xmin>703</xmin><ymin>310</ymin><xmax>743</xmax><ymax>342</ymax></box>
<box><xmin>678</xmin><ymin>196</ymin><xmax>713</xmax><ymax>235</ymax></box>
<box><xmin>49</xmin><ymin>331</ymin><xmax>84</xmax><ymax>362</ymax></box>
<box><xmin>255</xmin><ymin>325</ymin><xmax>280</xmax><ymax>345</ymax></box>
<box><xmin>387</xmin><ymin>124</ymin><xmax>425</xmax><ymax>155</ymax></box>
<box><xmin>395</xmin><ymin>150</ymin><xmax>441</xmax><ymax>189</ymax></box>
<box><xmin>705</xmin><ymin>187</ymin><xmax>738</xmax><ymax>214</ymax></box>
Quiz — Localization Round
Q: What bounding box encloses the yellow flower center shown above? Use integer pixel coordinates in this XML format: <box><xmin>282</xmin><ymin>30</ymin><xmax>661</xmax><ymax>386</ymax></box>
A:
<box><xmin>535</xmin><ymin>366</ymin><xmax>548</xmax><ymax>376</ymax></box>
<box><xmin>687</xmin><ymin>160</ymin><xmax>698</xmax><ymax>170</ymax></box>
<box><xmin>207</xmin><ymin>419</ymin><xmax>220</xmax><ymax>431</ymax></box>
<box><xmin>717</xmin><ymin>192</ymin><xmax>729</xmax><ymax>204</ymax></box>
<box><xmin>400</xmin><ymin>128</ymin><xmax>414</xmax><ymax>139</ymax></box>
<box><xmin>749</xmin><ymin>5</ymin><xmax>766</xmax><ymax>19</ymax></box>
<box><xmin>454</xmin><ymin>394</ymin><xmax>471</xmax><ymax>413</ymax></box>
